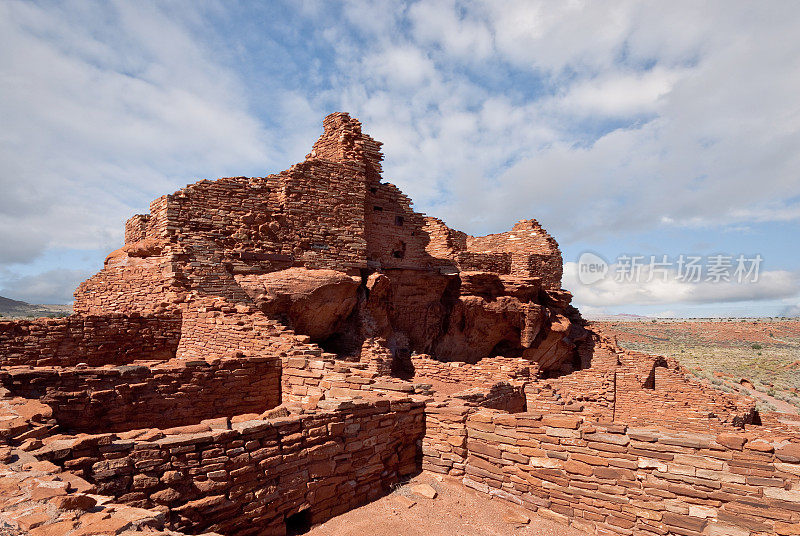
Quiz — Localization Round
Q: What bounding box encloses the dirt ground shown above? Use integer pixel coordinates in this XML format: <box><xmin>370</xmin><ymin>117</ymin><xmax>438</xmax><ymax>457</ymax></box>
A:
<box><xmin>594</xmin><ymin>318</ymin><xmax>800</xmax><ymax>413</ymax></box>
<box><xmin>306</xmin><ymin>472</ymin><xmax>588</xmax><ymax>536</ymax></box>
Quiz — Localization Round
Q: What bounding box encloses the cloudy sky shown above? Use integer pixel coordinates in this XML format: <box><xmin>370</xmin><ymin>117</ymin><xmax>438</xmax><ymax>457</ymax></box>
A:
<box><xmin>1</xmin><ymin>0</ymin><xmax>799</xmax><ymax>317</ymax></box>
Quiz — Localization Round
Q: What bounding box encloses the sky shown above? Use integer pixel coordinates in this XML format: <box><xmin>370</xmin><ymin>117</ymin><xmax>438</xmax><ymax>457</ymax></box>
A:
<box><xmin>1</xmin><ymin>0</ymin><xmax>799</xmax><ymax>317</ymax></box>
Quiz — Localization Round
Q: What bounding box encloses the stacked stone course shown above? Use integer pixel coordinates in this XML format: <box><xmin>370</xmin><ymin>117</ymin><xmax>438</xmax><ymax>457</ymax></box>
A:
<box><xmin>34</xmin><ymin>399</ymin><xmax>424</xmax><ymax>536</ymax></box>
<box><xmin>0</xmin><ymin>356</ymin><xmax>281</xmax><ymax>433</ymax></box>
<box><xmin>0</xmin><ymin>313</ymin><xmax>180</xmax><ymax>367</ymax></box>
<box><xmin>461</xmin><ymin>411</ymin><xmax>800</xmax><ymax>536</ymax></box>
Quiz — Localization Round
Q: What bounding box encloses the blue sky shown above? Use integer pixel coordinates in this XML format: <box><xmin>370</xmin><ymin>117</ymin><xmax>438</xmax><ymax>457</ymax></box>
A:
<box><xmin>1</xmin><ymin>0</ymin><xmax>799</xmax><ymax>317</ymax></box>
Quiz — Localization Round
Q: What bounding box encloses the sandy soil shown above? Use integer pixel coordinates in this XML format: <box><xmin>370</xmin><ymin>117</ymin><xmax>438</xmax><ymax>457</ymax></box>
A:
<box><xmin>594</xmin><ymin>319</ymin><xmax>800</xmax><ymax>414</ymax></box>
<box><xmin>306</xmin><ymin>472</ymin><xmax>588</xmax><ymax>536</ymax></box>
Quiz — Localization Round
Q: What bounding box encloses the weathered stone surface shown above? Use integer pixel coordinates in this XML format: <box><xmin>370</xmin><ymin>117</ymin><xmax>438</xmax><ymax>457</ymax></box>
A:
<box><xmin>237</xmin><ymin>268</ymin><xmax>360</xmax><ymax>341</ymax></box>
<box><xmin>410</xmin><ymin>483</ymin><xmax>438</xmax><ymax>499</ymax></box>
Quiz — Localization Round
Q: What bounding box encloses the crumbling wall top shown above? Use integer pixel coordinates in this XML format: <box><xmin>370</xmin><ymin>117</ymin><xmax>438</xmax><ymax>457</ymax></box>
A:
<box><xmin>306</xmin><ymin>112</ymin><xmax>384</xmax><ymax>182</ymax></box>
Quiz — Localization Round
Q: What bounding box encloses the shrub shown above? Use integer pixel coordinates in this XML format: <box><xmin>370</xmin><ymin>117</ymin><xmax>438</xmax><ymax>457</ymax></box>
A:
<box><xmin>751</xmin><ymin>343</ymin><xmax>762</xmax><ymax>350</ymax></box>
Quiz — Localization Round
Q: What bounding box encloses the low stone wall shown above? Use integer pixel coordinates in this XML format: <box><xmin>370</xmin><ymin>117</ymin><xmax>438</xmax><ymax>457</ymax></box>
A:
<box><xmin>175</xmin><ymin>301</ymin><xmax>298</xmax><ymax>361</ymax></box>
<box><xmin>421</xmin><ymin>382</ymin><xmax>527</xmax><ymax>478</ymax></box>
<box><xmin>462</xmin><ymin>410</ymin><xmax>800</xmax><ymax>536</ymax></box>
<box><xmin>281</xmin><ymin>356</ymin><xmax>377</xmax><ymax>406</ymax></box>
<box><xmin>0</xmin><ymin>356</ymin><xmax>281</xmax><ymax>433</ymax></box>
<box><xmin>410</xmin><ymin>355</ymin><xmax>535</xmax><ymax>386</ymax></box>
<box><xmin>36</xmin><ymin>398</ymin><xmax>425</xmax><ymax>536</ymax></box>
<box><xmin>423</xmin><ymin>403</ymin><xmax>472</xmax><ymax>477</ymax></box>
<box><xmin>0</xmin><ymin>313</ymin><xmax>181</xmax><ymax>367</ymax></box>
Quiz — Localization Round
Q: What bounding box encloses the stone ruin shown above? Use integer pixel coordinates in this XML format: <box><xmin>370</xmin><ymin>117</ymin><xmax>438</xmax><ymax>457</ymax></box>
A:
<box><xmin>0</xmin><ymin>113</ymin><xmax>798</xmax><ymax>536</ymax></box>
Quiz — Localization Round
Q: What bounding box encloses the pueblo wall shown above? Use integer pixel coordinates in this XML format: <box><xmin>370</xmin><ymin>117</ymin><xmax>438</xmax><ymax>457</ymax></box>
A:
<box><xmin>35</xmin><ymin>398</ymin><xmax>424</xmax><ymax>536</ymax></box>
<box><xmin>0</xmin><ymin>313</ymin><xmax>180</xmax><ymax>367</ymax></box>
<box><xmin>462</xmin><ymin>410</ymin><xmax>800</xmax><ymax>536</ymax></box>
<box><xmin>75</xmin><ymin>159</ymin><xmax>370</xmax><ymax>313</ymax></box>
<box><xmin>0</xmin><ymin>356</ymin><xmax>281</xmax><ymax>433</ymax></box>
<box><xmin>73</xmin><ymin>252</ymin><xmax>182</xmax><ymax>315</ymax></box>
<box><xmin>423</xmin><ymin>217</ymin><xmax>563</xmax><ymax>288</ymax></box>
<box><xmin>0</xmin><ymin>299</ymin><xmax>325</xmax><ymax>434</ymax></box>
<box><xmin>466</xmin><ymin>220</ymin><xmax>563</xmax><ymax>289</ymax></box>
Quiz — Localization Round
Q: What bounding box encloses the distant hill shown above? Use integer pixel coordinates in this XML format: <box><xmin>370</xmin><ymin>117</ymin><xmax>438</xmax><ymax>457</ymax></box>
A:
<box><xmin>0</xmin><ymin>295</ymin><xmax>71</xmax><ymax>319</ymax></box>
<box><xmin>0</xmin><ymin>296</ymin><xmax>29</xmax><ymax>308</ymax></box>
<box><xmin>582</xmin><ymin>312</ymin><xmax>650</xmax><ymax>321</ymax></box>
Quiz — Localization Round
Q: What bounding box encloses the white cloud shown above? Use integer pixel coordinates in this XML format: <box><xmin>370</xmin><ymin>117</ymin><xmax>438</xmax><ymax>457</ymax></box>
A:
<box><xmin>303</xmin><ymin>1</ymin><xmax>800</xmax><ymax>242</ymax></box>
<box><xmin>363</xmin><ymin>46</ymin><xmax>437</xmax><ymax>88</ymax></box>
<box><xmin>0</xmin><ymin>0</ymin><xmax>271</xmax><ymax>264</ymax></box>
<box><xmin>0</xmin><ymin>268</ymin><xmax>90</xmax><ymax>304</ymax></box>
<box><xmin>564</xmin><ymin>261</ymin><xmax>800</xmax><ymax>308</ymax></box>
<box><xmin>408</xmin><ymin>0</ymin><xmax>494</xmax><ymax>61</ymax></box>
<box><xmin>557</xmin><ymin>67</ymin><xmax>683</xmax><ymax>116</ymax></box>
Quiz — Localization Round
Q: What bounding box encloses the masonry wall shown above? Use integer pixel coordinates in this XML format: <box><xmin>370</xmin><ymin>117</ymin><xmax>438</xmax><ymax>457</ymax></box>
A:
<box><xmin>73</xmin><ymin>255</ymin><xmax>182</xmax><ymax>314</ymax></box>
<box><xmin>512</xmin><ymin>253</ymin><xmax>563</xmax><ymax>289</ymax></box>
<box><xmin>175</xmin><ymin>301</ymin><xmax>292</xmax><ymax>361</ymax></box>
<box><xmin>422</xmin><ymin>217</ymin><xmax>467</xmax><ymax>259</ymax></box>
<box><xmin>365</xmin><ymin>182</ymin><xmax>448</xmax><ymax>270</ymax></box>
<box><xmin>155</xmin><ymin>164</ymin><xmax>368</xmax><ymax>274</ymax></box>
<box><xmin>76</xmin><ymin>160</ymin><xmax>371</xmax><ymax>313</ymax></box>
<box><xmin>455</xmin><ymin>252</ymin><xmax>513</xmax><ymax>274</ymax></box>
<box><xmin>0</xmin><ymin>356</ymin><xmax>281</xmax><ymax>433</ymax></box>
<box><xmin>38</xmin><ymin>400</ymin><xmax>425</xmax><ymax>536</ymax></box>
<box><xmin>281</xmin><ymin>356</ymin><xmax>377</xmax><ymax>406</ymax></box>
<box><xmin>410</xmin><ymin>354</ymin><xmax>536</xmax><ymax>387</ymax></box>
<box><xmin>466</xmin><ymin>219</ymin><xmax>563</xmax><ymax>288</ymax></box>
<box><xmin>125</xmin><ymin>214</ymin><xmax>151</xmax><ymax>243</ymax></box>
<box><xmin>462</xmin><ymin>410</ymin><xmax>800</xmax><ymax>536</ymax></box>
<box><xmin>421</xmin><ymin>379</ymin><xmax>529</xmax><ymax>479</ymax></box>
<box><xmin>0</xmin><ymin>313</ymin><xmax>181</xmax><ymax>367</ymax></box>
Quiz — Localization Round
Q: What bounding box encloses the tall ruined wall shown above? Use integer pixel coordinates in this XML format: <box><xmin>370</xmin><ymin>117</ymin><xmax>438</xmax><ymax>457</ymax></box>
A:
<box><xmin>71</xmin><ymin>112</ymin><xmax>580</xmax><ymax>371</ymax></box>
<box><xmin>76</xmin><ymin>161</ymin><xmax>370</xmax><ymax>312</ymax></box>
<box><xmin>147</xmin><ymin>163</ymin><xmax>368</xmax><ymax>275</ymax></box>
<box><xmin>424</xmin><ymin>217</ymin><xmax>563</xmax><ymax>287</ymax></box>
<box><xmin>124</xmin><ymin>213</ymin><xmax>150</xmax><ymax>243</ymax></box>
<box><xmin>75</xmin><ymin>112</ymin><xmax>566</xmax><ymax>315</ymax></box>
<box><xmin>365</xmin><ymin>182</ymin><xmax>450</xmax><ymax>270</ymax></box>
<box><xmin>423</xmin><ymin>217</ymin><xmax>468</xmax><ymax>259</ymax></box>
<box><xmin>73</xmin><ymin>254</ymin><xmax>182</xmax><ymax>314</ymax></box>
<box><xmin>308</xmin><ymin>111</ymin><xmax>384</xmax><ymax>183</ymax></box>
<box><xmin>174</xmin><ymin>299</ymin><xmax>317</xmax><ymax>361</ymax></box>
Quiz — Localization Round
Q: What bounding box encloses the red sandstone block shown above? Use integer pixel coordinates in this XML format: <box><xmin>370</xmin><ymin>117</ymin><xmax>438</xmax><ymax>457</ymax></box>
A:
<box><xmin>776</xmin><ymin>443</ymin><xmax>800</xmax><ymax>463</ymax></box>
<box><xmin>571</xmin><ymin>453</ymin><xmax>609</xmax><ymax>467</ymax></box>
<box><xmin>662</xmin><ymin>512</ymin><xmax>708</xmax><ymax>532</ymax></box>
<box><xmin>540</xmin><ymin>415</ymin><xmax>581</xmax><ymax>429</ymax></box>
<box><xmin>593</xmin><ymin>466</ymin><xmax>636</xmax><ymax>481</ymax></box>
<box><xmin>564</xmin><ymin>460</ymin><xmax>593</xmax><ymax>476</ymax></box>
<box><xmin>715</xmin><ymin>433</ymin><xmax>746</xmax><ymax>451</ymax></box>
<box><xmin>745</xmin><ymin>439</ymin><xmax>774</xmax><ymax>453</ymax></box>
